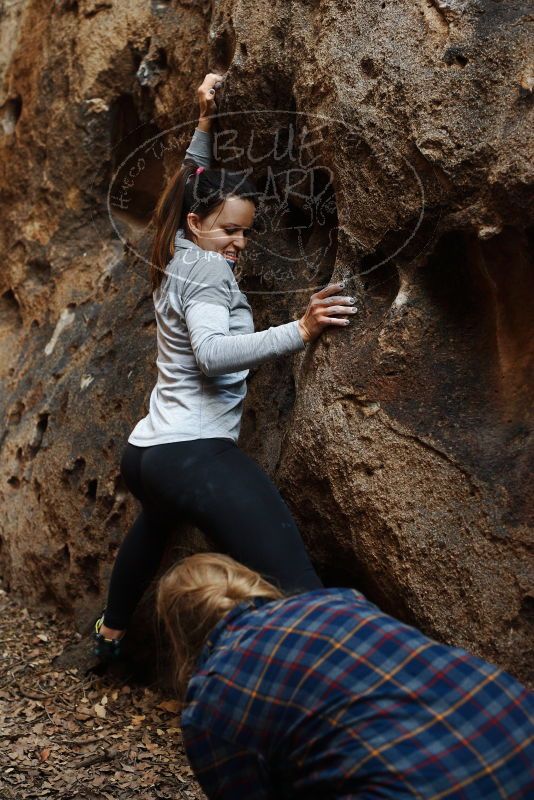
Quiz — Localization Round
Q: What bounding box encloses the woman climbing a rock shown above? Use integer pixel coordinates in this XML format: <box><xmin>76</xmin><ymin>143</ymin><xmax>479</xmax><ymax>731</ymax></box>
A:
<box><xmin>157</xmin><ymin>552</ymin><xmax>534</xmax><ymax>799</ymax></box>
<box><xmin>93</xmin><ymin>72</ymin><xmax>358</xmax><ymax>657</ymax></box>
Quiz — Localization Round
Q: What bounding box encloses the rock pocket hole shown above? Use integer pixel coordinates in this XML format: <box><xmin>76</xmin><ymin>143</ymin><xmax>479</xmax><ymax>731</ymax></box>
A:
<box><xmin>27</xmin><ymin>257</ymin><xmax>52</xmax><ymax>285</ymax></box>
<box><xmin>443</xmin><ymin>47</ymin><xmax>468</xmax><ymax>68</ymax></box>
<box><xmin>212</xmin><ymin>23</ymin><xmax>236</xmax><ymax>71</ymax></box>
<box><xmin>0</xmin><ymin>289</ymin><xmax>22</xmax><ymax>327</ymax></box>
<box><xmin>360</xmin><ymin>57</ymin><xmax>379</xmax><ymax>78</ymax></box>
<box><xmin>61</xmin><ymin>544</ymin><xmax>70</xmax><ymax>567</ymax></box>
<box><xmin>0</xmin><ymin>95</ymin><xmax>22</xmax><ymax>135</ymax></box>
<box><xmin>86</xmin><ymin>479</ymin><xmax>98</xmax><ymax>501</ymax></box>
<box><xmin>249</xmin><ymin>163</ymin><xmax>338</xmax><ymax>291</ymax></box>
<box><xmin>29</xmin><ymin>413</ymin><xmax>49</xmax><ymax>457</ymax></box>
<box><xmin>359</xmin><ymin>248</ymin><xmax>400</xmax><ymax>305</ymax></box>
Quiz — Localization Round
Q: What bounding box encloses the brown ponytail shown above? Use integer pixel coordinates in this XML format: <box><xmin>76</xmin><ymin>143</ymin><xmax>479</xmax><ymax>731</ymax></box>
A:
<box><xmin>149</xmin><ymin>159</ymin><xmax>198</xmax><ymax>293</ymax></box>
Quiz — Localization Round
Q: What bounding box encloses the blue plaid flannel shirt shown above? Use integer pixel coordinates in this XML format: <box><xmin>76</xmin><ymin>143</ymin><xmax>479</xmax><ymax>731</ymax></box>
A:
<box><xmin>181</xmin><ymin>588</ymin><xmax>534</xmax><ymax>799</ymax></box>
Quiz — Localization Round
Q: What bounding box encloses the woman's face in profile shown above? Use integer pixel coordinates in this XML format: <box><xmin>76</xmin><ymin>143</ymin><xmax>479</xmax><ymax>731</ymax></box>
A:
<box><xmin>187</xmin><ymin>196</ymin><xmax>256</xmax><ymax>268</ymax></box>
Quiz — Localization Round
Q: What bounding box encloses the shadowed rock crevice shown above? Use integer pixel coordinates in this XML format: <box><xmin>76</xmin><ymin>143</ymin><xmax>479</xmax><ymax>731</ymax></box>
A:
<box><xmin>0</xmin><ymin>94</ymin><xmax>22</xmax><ymax>135</ymax></box>
<box><xmin>0</xmin><ymin>289</ymin><xmax>23</xmax><ymax>327</ymax></box>
<box><xmin>211</xmin><ymin>18</ymin><xmax>237</xmax><ymax>72</ymax></box>
<box><xmin>109</xmin><ymin>93</ymin><xmax>165</xmax><ymax>224</ymax></box>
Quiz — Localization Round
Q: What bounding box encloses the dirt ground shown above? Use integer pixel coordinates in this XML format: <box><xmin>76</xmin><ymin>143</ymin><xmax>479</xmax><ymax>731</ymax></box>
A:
<box><xmin>0</xmin><ymin>587</ymin><xmax>205</xmax><ymax>799</ymax></box>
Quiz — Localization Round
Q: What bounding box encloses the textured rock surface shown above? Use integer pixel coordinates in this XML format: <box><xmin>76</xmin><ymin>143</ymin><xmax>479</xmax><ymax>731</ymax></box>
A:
<box><xmin>1</xmin><ymin>1</ymin><xmax>532</xmax><ymax>684</ymax></box>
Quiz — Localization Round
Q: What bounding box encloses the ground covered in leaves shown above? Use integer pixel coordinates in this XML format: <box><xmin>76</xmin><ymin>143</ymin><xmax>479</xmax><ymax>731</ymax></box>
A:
<box><xmin>0</xmin><ymin>587</ymin><xmax>205</xmax><ymax>799</ymax></box>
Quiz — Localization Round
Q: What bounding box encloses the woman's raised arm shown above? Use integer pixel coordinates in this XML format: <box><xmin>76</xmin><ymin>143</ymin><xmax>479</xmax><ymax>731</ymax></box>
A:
<box><xmin>196</xmin><ymin>72</ymin><xmax>224</xmax><ymax>132</ymax></box>
<box><xmin>183</xmin><ymin>72</ymin><xmax>225</xmax><ymax>168</ymax></box>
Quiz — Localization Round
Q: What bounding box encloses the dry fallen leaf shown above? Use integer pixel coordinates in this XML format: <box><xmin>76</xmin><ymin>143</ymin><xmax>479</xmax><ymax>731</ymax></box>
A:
<box><xmin>157</xmin><ymin>699</ymin><xmax>181</xmax><ymax>714</ymax></box>
<box><xmin>39</xmin><ymin>747</ymin><xmax>51</xmax><ymax>762</ymax></box>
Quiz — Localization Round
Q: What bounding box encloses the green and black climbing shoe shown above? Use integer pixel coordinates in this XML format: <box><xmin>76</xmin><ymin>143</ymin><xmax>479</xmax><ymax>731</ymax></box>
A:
<box><xmin>93</xmin><ymin>612</ymin><xmax>124</xmax><ymax>661</ymax></box>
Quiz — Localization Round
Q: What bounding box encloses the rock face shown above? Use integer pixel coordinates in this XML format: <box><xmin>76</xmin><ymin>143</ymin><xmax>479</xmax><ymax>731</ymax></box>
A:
<box><xmin>1</xmin><ymin>1</ymin><xmax>532</xmax><ymax>684</ymax></box>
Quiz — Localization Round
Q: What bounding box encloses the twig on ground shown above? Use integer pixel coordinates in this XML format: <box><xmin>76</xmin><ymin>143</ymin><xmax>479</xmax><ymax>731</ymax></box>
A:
<box><xmin>71</xmin><ymin>747</ymin><xmax>118</xmax><ymax>769</ymax></box>
<box><xmin>61</xmin><ymin>735</ymin><xmax>103</xmax><ymax>746</ymax></box>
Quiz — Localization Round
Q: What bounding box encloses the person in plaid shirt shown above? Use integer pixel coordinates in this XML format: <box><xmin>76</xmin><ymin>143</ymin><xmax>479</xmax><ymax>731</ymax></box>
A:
<box><xmin>157</xmin><ymin>553</ymin><xmax>534</xmax><ymax>799</ymax></box>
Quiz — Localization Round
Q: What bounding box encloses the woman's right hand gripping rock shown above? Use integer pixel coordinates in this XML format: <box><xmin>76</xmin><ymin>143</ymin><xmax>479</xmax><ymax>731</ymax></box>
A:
<box><xmin>298</xmin><ymin>282</ymin><xmax>357</xmax><ymax>343</ymax></box>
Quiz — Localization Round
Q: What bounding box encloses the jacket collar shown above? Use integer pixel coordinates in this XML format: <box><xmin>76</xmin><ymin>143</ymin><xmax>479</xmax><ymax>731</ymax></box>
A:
<box><xmin>174</xmin><ymin>228</ymin><xmax>202</xmax><ymax>253</ymax></box>
<box><xmin>195</xmin><ymin>596</ymin><xmax>274</xmax><ymax>671</ymax></box>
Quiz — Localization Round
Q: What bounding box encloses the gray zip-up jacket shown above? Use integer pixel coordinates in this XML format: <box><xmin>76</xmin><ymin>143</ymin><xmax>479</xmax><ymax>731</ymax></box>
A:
<box><xmin>128</xmin><ymin>127</ymin><xmax>307</xmax><ymax>446</ymax></box>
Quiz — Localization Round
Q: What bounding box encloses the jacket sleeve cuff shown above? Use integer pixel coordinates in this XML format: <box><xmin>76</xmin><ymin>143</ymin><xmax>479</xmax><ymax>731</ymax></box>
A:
<box><xmin>274</xmin><ymin>319</ymin><xmax>307</xmax><ymax>356</ymax></box>
<box><xmin>291</xmin><ymin>319</ymin><xmax>307</xmax><ymax>350</ymax></box>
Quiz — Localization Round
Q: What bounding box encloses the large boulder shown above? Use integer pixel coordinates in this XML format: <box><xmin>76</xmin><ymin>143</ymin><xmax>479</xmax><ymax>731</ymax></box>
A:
<box><xmin>0</xmin><ymin>0</ymin><xmax>532</xmax><ymax>685</ymax></box>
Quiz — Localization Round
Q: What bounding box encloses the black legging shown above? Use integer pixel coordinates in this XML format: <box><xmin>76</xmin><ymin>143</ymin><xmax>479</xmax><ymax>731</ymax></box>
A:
<box><xmin>103</xmin><ymin>438</ymin><xmax>322</xmax><ymax>629</ymax></box>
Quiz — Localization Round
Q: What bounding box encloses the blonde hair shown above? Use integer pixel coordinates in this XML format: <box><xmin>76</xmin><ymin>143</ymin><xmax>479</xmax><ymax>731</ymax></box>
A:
<box><xmin>156</xmin><ymin>553</ymin><xmax>284</xmax><ymax>699</ymax></box>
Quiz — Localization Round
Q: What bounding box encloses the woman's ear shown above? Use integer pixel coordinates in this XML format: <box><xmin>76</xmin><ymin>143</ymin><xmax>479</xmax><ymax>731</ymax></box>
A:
<box><xmin>187</xmin><ymin>212</ymin><xmax>201</xmax><ymax>243</ymax></box>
